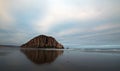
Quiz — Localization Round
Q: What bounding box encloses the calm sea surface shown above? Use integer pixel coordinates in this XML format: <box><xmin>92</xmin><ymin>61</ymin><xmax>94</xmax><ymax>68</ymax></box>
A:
<box><xmin>0</xmin><ymin>46</ymin><xmax>120</xmax><ymax>71</ymax></box>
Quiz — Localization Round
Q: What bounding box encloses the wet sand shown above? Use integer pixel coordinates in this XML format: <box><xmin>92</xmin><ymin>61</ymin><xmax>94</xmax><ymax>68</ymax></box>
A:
<box><xmin>0</xmin><ymin>47</ymin><xmax>120</xmax><ymax>71</ymax></box>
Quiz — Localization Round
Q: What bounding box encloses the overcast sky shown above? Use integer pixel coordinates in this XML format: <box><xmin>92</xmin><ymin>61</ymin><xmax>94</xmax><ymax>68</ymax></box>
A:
<box><xmin>0</xmin><ymin>0</ymin><xmax>120</xmax><ymax>46</ymax></box>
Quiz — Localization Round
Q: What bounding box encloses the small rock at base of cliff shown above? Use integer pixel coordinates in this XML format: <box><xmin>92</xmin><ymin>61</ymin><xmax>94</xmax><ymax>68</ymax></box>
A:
<box><xmin>21</xmin><ymin>35</ymin><xmax>64</xmax><ymax>49</ymax></box>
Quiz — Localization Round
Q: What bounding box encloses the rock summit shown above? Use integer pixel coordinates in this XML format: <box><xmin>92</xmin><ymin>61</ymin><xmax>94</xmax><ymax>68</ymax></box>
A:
<box><xmin>21</xmin><ymin>35</ymin><xmax>64</xmax><ymax>49</ymax></box>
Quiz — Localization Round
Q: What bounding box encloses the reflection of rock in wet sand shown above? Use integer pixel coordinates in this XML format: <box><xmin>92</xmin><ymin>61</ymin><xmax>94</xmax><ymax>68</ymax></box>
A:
<box><xmin>21</xmin><ymin>49</ymin><xmax>63</xmax><ymax>64</ymax></box>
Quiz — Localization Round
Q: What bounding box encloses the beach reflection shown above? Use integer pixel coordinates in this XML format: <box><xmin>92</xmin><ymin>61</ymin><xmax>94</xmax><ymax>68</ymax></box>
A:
<box><xmin>21</xmin><ymin>49</ymin><xmax>63</xmax><ymax>64</ymax></box>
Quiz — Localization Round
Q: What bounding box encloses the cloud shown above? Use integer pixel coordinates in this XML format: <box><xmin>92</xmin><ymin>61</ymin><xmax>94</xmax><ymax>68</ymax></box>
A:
<box><xmin>10</xmin><ymin>0</ymin><xmax>45</xmax><ymax>11</ymax></box>
<box><xmin>60</xmin><ymin>29</ymin><xmax>120</xmax><ymax>45</ymax></box>
<box><xmin>0</xmin><ymin>0</ymin><xmax>120</xmax><ymax>45</ymax></box>
<box><xmin>93</xmin><ymin>23</ymin><xmax>120</xmax><ymax>32</ymax></box>
<box><xmin>0</xmin><ymin>29</ymin><xmax>32</xmax><ymax>45</ymax></box>
<box><xmin>32</xmin><ymin>0</ymin><xmax>120</xmax><ymax>34</ymax></box>
<box><xmin>32</xmin><ymin>0</ymin><xmax>102</xmax><ymax>33</ymax></box>
<box><xmin>54</xmin><ymin>22</ymin><xmax>120</xmax><ymax>39</ymax></box>
<box><xmin>0</xmin><ymin>0</ymin><xmax>15</xmax><ymax>30</ymax></box>
<box><xmin>56</xmin><ymin>28</ymin><xmax>81</xmax><ymax>37</ymax></box>
<box><xmin>56</xmin><ymin>22</ymin><xmax>120</xmax><ymax>45</ymax></box>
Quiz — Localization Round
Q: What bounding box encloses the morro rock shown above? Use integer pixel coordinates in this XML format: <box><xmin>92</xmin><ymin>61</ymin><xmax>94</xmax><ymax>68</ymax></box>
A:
<box><xmin>21</xmin><ymin>35</ymin><xmax>64</xmax><ymax>49</ymax></box>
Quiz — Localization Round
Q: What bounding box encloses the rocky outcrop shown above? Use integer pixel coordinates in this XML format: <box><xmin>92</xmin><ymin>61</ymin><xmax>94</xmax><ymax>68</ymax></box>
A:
<box><xmin>21</xmin><ymin>35</ymin><xmax>64</xmax><ymax>49</ymax></box>
<box><xmin>21</xmin><ymin>49</ymin><xmax>63</xmax><ymax>64</ymax></box>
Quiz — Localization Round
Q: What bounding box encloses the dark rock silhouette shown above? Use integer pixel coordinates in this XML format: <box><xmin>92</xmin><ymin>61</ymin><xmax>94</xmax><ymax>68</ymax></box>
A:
<box><xmin>21</xmin><ymin>49</ymin><xmax>63</xmax><ymax>64</ymax></box>
<box><xmin>21</xmin><ymin>35</ymin><xmax>64</xmax><ymax>49</ymax></box>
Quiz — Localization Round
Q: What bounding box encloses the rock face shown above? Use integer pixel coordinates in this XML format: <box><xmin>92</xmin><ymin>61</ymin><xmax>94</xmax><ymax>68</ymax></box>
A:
<box><xmin>21</xmin><ymin>35</ymin><xmax>64</xmax><ymax>49</ymax></box>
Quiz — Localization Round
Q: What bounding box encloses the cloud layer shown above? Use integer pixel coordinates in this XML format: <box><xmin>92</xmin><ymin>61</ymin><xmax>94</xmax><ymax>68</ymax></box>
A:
<box><xmin>0</xmin><ymin>0</ymin><xmax>120</xmax><ymax>46</ymax></box>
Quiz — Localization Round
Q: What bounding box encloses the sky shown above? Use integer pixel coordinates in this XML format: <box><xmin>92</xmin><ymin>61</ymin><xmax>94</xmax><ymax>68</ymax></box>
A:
<box><xmin>0</xmin><ymin>0</ymin><xmax>120</xmax><ymax>46</ymax></box>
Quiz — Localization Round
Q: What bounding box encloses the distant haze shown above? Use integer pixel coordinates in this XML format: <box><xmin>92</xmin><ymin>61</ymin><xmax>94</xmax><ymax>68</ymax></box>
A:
<box><xmin>0</xmin><ymin>0</ymin><xmax>120</xmax><ymax>46</ymax></box>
